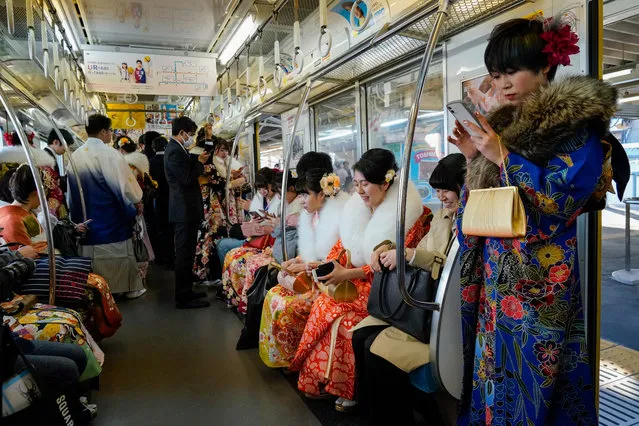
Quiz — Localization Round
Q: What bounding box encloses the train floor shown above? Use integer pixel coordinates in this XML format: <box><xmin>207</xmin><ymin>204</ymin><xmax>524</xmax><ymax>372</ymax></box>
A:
<box><xmin>92</xmin><ymin>264</ymin><xmax>322</xmax><ymax>426</ymax></box>
<box><xmin>92</xmin><ymin>260</ymin><xmax>639</xmax><ymax>426</ymax></box>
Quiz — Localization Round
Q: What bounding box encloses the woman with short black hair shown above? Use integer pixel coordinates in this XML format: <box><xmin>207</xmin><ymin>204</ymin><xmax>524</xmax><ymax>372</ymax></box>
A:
<box><xmin>449</xmin><ymin>16</ymin><xmax>618</xmax><ymax>424</ymax></box>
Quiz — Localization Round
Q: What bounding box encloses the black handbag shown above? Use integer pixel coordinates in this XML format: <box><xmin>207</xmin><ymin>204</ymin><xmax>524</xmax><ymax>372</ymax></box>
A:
<box><xmin>368</xmin><ymin>264</ymin><xmax>437</xmax><ymax>343</ymax></box>
<box><xmin>52</xmin><ymin>221</ymin><xmax>80</xmax><ymax>257</ymax></box>
<box><xmin>236</xmin><ymin>264</ymin><xmax>279</xmax><ymax>350</ymax></box>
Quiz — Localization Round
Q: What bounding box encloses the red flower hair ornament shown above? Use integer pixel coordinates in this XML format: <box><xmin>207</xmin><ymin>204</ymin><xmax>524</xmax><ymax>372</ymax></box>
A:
<box><xmin>3</xmin><ymin>131</ymin><xmax>35</xmax><ymax>146</ymax></box>
<box><xmin>539</xmin><ymin>16</ymin><xmax>580</xmax><ymax>67</ymax></box>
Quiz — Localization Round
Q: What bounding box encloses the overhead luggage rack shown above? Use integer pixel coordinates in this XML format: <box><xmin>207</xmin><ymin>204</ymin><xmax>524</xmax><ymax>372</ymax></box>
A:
<box><xmin>0</xmin><ymin>0</ymin><xmax>93</xmax><ymax>125</ymax></box>
<box><xmin>246</xmin><ymin>0</ymin><xmax>524</xmax><ymax>115</ymax></box>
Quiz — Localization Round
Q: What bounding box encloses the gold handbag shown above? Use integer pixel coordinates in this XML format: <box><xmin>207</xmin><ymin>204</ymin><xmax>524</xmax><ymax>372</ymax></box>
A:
<box><xmin>462</xmin><ymin>139</ymin><xmax>527</xmax><ymax>238</ymax></box>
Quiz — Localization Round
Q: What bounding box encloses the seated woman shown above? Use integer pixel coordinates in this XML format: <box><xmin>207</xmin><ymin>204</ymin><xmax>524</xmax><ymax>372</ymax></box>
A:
<box><xmin>259</xmin><ymin>166</ymin><xmax>350</xmax><ymax>368</ymax></box>
<box><xmin>221</xmin><ymin>170</ymin><xmax>303</xmax><ymax>313</ymax></box>
<box><xmin>352</xmin><ymin>153</ymin><xmax>466</xmax><ymax>426</ymax></box>
<box><xmin>216</xmin><ymin>167</ymin><xmax>281</xmax><ymax>271</ymax></box>
<box><xmin>290</xmin><ymin>148</ymin><xmax>432</xmax><ymax>411</ymax></box>
<box><xmin>0</xmin><ymin>132</ymin><xmax>67</xmax><ymax>219</ymax></box>
<box><xmin>0</xmin><ymin>165</ymin><xmax>122</xmax><ymax>341</ymax></box>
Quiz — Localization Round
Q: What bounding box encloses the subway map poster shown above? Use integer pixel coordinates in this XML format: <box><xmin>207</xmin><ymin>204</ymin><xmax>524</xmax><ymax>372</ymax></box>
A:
<box><xmin>83</xmin><ymin>50</ymin><xmax>217</xmax><ymax>96</ymax></box>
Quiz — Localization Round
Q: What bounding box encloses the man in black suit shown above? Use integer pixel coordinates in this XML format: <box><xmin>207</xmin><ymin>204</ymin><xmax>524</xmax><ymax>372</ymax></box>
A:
<box><xmin>44</xmin><ymin>128</ymin><xmax>74</xmax><ymax>192</ymax></box>
<box><xmin>164</xmin><ymin>117</ymin><xmax>211</xmax><ymax>309</ymax></box>
<box><xmin>149</xmin><ymin>135</ymin><xmax>174</xmax><ymax>269</ymax></box>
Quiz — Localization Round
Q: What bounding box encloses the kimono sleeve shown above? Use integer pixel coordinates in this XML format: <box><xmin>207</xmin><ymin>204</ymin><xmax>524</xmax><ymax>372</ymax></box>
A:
<box><xmin>501</xmin><ymin>133</ymin><xmax>603</xmax><ymax>235</ymax></box>
<box><xmin>106</xmin><ymin>152</ymin><xmax>143</xmax><ymax>206</ymax></box>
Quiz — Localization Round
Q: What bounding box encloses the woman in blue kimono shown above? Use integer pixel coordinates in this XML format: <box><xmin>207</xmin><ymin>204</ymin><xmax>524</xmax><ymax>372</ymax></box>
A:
<box><xmin>449</xmin><ymin>17</ymin><xmax>619</xmax><ymax>425</ymax></box>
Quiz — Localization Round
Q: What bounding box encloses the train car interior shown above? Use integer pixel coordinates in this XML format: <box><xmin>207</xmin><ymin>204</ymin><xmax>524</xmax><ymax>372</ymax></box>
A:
<box><xmin>0</xmin><ymin>0</ymin><xmax>638</xmax><ymax>425</ymax></box>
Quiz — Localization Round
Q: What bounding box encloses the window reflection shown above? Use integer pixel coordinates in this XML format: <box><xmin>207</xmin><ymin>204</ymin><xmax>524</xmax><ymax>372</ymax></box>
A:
<box><xmin>367</xmin><ymin>65</ymin><xmax>444</xmax><ymax>207</ymax></box>
<box><xmin>315</xmin><ymin>91</ymin><xmax>359</xmax><ymax>193</ymax></box>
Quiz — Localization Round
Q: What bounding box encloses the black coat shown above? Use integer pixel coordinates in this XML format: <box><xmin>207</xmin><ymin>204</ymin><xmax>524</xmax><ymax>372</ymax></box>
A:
<box><xmin>149</xmin><ymin>152</ymin><xmax>169</xmax><ymax>222</ymax></box>
<box><xmin>164</xmin><ymin>139</ymin><xmax>204</xmax><ymax>223</ymax></box>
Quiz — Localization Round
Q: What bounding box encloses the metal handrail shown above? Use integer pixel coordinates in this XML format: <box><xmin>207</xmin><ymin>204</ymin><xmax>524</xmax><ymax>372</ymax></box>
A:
<box><xmin>396</xmin><ymin>0</ymin><xmax>450</xmax><ymax>310</ymax></box>
<box><xmin>279</xmin><ymin>79</ymin><xmax>312</xmax><ymax>261</ymax></box>
<box><xmin>0</xmin><ymin>85</ymin><xmax>57</xmax><ymax>305</ymax></box>
<box><xmin>225</xmin><ymin>119</ymin><xmax>247</xmax><ymax>223</ymax></box>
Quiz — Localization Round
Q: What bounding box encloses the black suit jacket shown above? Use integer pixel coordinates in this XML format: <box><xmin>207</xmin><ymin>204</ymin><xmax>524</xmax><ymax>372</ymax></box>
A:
<box><xmin>149</xmin><ymin>152</ymin><xmax>169</xmax><ymax>222</ymax></box>
<box><xmin>164</xmin><ymin>139</ymin><xmax>204</xmax><ymax>223</ymax></box>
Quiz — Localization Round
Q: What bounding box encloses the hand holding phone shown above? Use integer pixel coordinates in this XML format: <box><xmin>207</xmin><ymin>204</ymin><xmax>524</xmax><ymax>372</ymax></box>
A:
<box><xmin>447</xmin><ymin>101</ymin><xmax>506</xmax><ymax>165</ymax></box>
<box><xmin>446</xmin><ymin>101</ymin><xmax>484</xmax><ymax>134</ymax></box>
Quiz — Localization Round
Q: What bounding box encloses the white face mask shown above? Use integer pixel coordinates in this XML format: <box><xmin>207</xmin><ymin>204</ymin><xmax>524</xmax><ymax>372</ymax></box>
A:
<box><xmin>183</xmin><ymin>134</ymin><xmax>194</xmax><ymax>148</ymax></box>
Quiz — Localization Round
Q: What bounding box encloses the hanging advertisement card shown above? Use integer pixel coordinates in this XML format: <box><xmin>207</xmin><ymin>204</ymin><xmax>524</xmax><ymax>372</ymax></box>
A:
<box><xmin>84</xmin><ymin>50</ymin><xmax>217</xmax><ymax>96</ymax></box>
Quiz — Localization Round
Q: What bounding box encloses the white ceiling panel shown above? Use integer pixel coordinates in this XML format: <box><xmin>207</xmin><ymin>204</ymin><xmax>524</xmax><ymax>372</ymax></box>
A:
<box><xmin>76</xmin><ymin>0</ymin><xmax>228</xmax><ymax>51</ymax></box>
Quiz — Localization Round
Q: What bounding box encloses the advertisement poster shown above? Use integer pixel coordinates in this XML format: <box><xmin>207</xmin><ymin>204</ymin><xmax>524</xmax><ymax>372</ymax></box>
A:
<box><xmin>329</xmin><ymin>0</ymin><xmax>388</xmax><ymax>34</ymax></box>
<box><xmin>84</xmin><ymin>50</ymin><xmax>216</xmax><ymax>96</ymax></box>
<box><xmin>460</xmin><ymin>73</ymin><xmax>505</xmax><ymax>115</ymax></box>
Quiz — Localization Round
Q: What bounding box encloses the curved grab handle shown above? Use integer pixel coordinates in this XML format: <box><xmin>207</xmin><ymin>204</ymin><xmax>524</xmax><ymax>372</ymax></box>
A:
<box><xmin>0</xmin><ymin>86</ymin><xmax>57</xmax><ymax>305</ymax></box>
<box><xmin>126</xmin><ymin>115</ymin><xmax>136</xmax><ymax>128</ymax></box>
<box><xmin>396</xmin><ymin>1</ymin><xmax>450</xmax><ymax>309</ymax></box>
<box><xmin>280</xmin><ymin>79</ymin><xmax>313</xmax><ymax>261</ymax></box>
<box><xmin>349</xmin><ymin>0</ymin><xmax>371</xmax><ymax>32</ymax></box>
<box><xmin>318</xmin><ymin>27</ymin><xmax>332</xmax><ymax>58</ymax></box>
<box><xmin>293</xmin><ymin>48</ymin><xmax>304</xmax><ymax>75</ymax></box>
<box><xmin>273</xmin><ymin>65</ymin><xmax>285</xmax><ymax>89</ymax></box>
<box><xmin>245</xmin><ymin>86</ymin><xmax>254</xmax><ymax>106</ymax></box>
<box><xmin>258</xmin><ymin>76</ymin><xmax>267</xmax><ymax>98</ymax></box>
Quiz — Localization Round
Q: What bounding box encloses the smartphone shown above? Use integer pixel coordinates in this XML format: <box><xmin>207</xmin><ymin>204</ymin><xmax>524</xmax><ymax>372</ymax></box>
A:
<box><xmin>315</xmin><ymin>262</ymin><xmax>334</xmax><ymax>279</ymax></box>
<box><xmin>446</xmin><ymin>101</ymin><xmax>484</xmax><ymax>134</ymax></box>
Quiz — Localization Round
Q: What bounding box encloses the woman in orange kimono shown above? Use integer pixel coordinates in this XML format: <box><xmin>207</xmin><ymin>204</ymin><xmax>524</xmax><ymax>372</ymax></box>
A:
<box><xmin>290</xmin><ymin>148</ymin><xmax>432</xmax><ymax>411</ymax></box>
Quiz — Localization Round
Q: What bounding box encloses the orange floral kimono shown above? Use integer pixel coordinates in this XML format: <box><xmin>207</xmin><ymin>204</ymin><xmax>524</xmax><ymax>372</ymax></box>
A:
<box><xmin>290</xmin><ymin>182</ymin><xmax>431</xmax><ymax>400</ymax></box>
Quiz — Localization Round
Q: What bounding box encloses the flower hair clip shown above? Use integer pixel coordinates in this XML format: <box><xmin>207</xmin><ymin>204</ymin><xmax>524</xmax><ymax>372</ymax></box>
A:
<box><xmin>539</xmin><ymin>13</ymin><xmax>580</xmax><ymax>67</ymax></box>
<box><xmin>3</xmin><ymin>131</ymin><xmax>35</xmax><ymax>146</ymax></box>
<box><xmin>118</xmin><ymin>137</ymin><xmax>130</xmax><ymax>147</ymax></box>
<box><xmin>320</xmin><ymin>173</ymin><xmax>341</xmax><ymax>197</ymax></box>
<box><xmin>385</xmin><ymin>169</ymin><xmax>396</xmax><ymax>184</ymax></box>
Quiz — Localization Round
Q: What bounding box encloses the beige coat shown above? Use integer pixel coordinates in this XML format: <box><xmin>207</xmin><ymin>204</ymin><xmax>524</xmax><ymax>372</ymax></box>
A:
<box><xmin>353</xmin><ymin>208</ymin><xmax>455</xmax><ymax>373</ymax></box>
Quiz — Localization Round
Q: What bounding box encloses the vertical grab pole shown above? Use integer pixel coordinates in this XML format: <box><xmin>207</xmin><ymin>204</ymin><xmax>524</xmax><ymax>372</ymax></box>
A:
<box><xmin>280</xmin><ymin>79</ymin><xmax>313</xmax><ymax>261</ymax></box>
<box><xmin>47</xmin><ymin>117</ymin><xmax>87</xmax><ymax>221</ymax></box>
<box><xmin>226</xmin><ymin>119</ymin><xmax>247</xmax><ymax>223</ymax></box>
<box><xmin>0</xmin><ymin>86</ymin><xmax>57</xmax><ymax>305</ymax></box>
<box><xmin>396</xmin><ymin>0</ymin><xmax>449</xmax><ymax>309</ymax></box>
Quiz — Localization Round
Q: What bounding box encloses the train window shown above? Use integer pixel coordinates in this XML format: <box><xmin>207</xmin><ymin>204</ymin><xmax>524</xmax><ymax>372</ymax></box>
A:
<box><xmin>315</xmin><ymin>90</ymin><xmax>359</xmax><ymax>190</ymax></box>
<box><xmin>366</xmin><ymin>64</ymin><xmax>444</xmax><ymax>208</ymax></box>
<box><xmin>258</xmin><ymin>116</ymin><xmax>283</xmax><ymax>169</ymax></box>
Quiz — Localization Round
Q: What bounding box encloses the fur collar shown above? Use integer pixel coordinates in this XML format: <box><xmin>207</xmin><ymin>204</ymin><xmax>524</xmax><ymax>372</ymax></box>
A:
<box><xmin>340</xmin><ymin>177</ymin><xmax>423</xmax><ymax>267</ymax></box>
<box><xmin>467</xmin><ymin>76</ymin><xmax>617</xmax><ymax>189</ymax></box>
<box><xmin>297</xmin><ymin>191</ymin><xmax>350</xmax><ymax>262</ymax></box>
<box><xmin>124</xmin><ymin>152</ymin><xmax>150</xmax><ymax>175</ymax></box>
<box><xmin>0</xmin><ymin>146</ymin><xmax>56</xmax><ymax>168</ymax></box>
<box><xmin>213</xmin><ymin>156</ymin><xmax>243</xmax><ymax>178</ymax></box>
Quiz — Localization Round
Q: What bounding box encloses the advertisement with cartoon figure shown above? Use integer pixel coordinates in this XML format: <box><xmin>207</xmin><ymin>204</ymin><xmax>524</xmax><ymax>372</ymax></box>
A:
<box><xmin>84</xmin><ymin>50</ymin><xmax>216</xmax><ymax>96</ymax></box>
<box><xmin>329</xmin><ymin>0</ymin><xmax>389</xmax><ymax>35</ymax></box>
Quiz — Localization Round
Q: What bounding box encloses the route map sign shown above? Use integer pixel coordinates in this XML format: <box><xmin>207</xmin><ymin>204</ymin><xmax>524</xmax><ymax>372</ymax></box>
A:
<box><xmin>83</xmin><ymin>50</ymin><xmax>217</xmax><ymax>96</ymax></box>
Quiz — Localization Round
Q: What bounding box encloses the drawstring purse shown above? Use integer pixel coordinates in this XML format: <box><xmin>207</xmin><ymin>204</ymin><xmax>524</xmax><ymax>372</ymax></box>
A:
<box><xmin>462</xmin><ymin>137</ymin><xmax>527</xmax><ymax>238</ymax></box>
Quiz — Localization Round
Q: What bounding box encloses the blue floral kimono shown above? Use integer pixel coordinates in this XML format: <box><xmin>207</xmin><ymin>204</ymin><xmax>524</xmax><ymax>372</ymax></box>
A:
<box><xmin>456</xmin><ymin>77</ymin><xmax>617</xmax><ymax>425</ymax></box>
